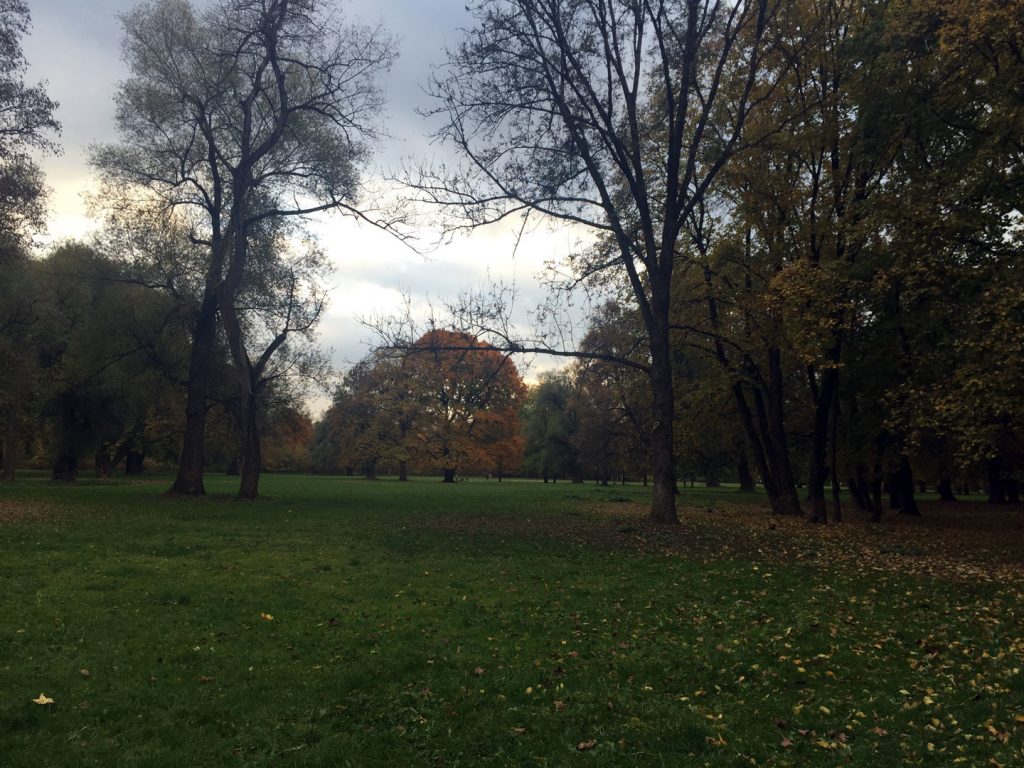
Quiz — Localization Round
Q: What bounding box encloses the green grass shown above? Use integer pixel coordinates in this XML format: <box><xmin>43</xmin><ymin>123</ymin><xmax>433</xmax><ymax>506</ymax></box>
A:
<box><xmin>0</xmin><ymin>475</ymin><xmax>1020</xmax><ymax>766</ymax></box>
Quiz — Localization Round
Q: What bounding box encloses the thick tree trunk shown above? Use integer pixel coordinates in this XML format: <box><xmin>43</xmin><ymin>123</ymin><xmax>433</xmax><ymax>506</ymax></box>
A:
<box><xmin>937</xmin><ymin>470</ymin><xmax>956</xmax><ymax>502</ymax></box>
<box><xmin>52</xmin><ymin>454</ymin><xmax>77</xmax><ymax>481</ymax></box>
<box><xmin>807</xmin><ymin>366</ymin><xmax>839</xmax><ymax>524</ymax></box>
<box><xmin>125</xmin><ymin>449</ymin><xmax>145</xmax><ymax>475</ymax></box>
<box><xmin>737</xmin><ymin>452</ymin><xmax>756</xmax><ymax>492</ymax></box>
<box><xmin>398</xmin><ymin>460</ymin><xmax>408</xmax><ymax>481</ymax></box>
<box><xmin>169</xmin><ymin>281</ymin><xmax>220</xmax><ymax>495</ymax></box>
<box><xmin>95</xmin><ymin>448</ymin><xmax>114</xmax><ymax>478</ymax></box>
<box><xmin>895</xmin><ymin>456</ymin><xmax>920</xmax><ymax>516</ymax></box>
<box><xmin>1007</xmin><ymin>479</ymin><xmax>1020</xmax><ymax>504</ymax></box>
<box><xmin>648</xmin><ymin>328</ymin><xmax>678</xmax><ymax>524</ymax></box>
<box><xmin>870</xmin><ymin>464</ymin><xmax>883</xmax><ymax>523</ymax></box>
<box><xmin>237</xmin><ymin>389</ymin><xmax>262</xmax><ymax>499</ymax></box>
<box><xmin>442</xmin><ymin>467</ymin><xmax>456</xmax><ymax>483</ymax></box>
<box><xmin>848</xmin><ymin>477</ymin><xmax>867</xmax><ymax>511</ymax></box>
<box><xmin>2</xmin><ymin>400</ymin><xmax>15</xmax><ymax>482</ymax></box>
<box><xmin>987</xmin><ymin>458</ymin><xmax>1007</xmax><ymax>504</ymax></box>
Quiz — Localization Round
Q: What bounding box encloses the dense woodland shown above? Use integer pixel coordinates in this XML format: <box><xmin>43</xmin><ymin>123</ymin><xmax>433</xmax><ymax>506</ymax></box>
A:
<box><xmin>1</xmin><ymin>0</ymin><xmax>1022</xmax><ymax>523</ymax></box>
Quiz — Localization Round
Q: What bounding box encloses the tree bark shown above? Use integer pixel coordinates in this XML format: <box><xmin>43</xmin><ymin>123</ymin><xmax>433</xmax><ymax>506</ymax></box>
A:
<box><xmin>52</xmin><ymin>454</ymin><xmax>77</xmax><ymax>481</ymax></box>
<box><xmin>987</xmin><ymin>458</ymin><xmax>1007</xmax><ymax>504</ymax></box>
<box><xmin>169</xmin><ymin>279</ymin><xmax>220</xmax><ymax>495</ymax></box>
<box><xmin>125</xmin><ymin>449</ymin><xmax>145</xmax><ymax>475</ymax></box>
<box><xmin>442</xmin><ymin>467</ymin><xmax>456</xmax><ymax>483</ymax></box>
<box><xmin>237</xmin><ymin>385</ymin><xmax>262</xmax><ymax>499</ymax></box>
<box><xmin>95</xmin><ymin>448</ymin><xmax>114</xmax><ymax>478</ymax></box>
<box><xmin>807</xmin><ymin>366</ymin><xmax>839</xmax><ymax>523</ymax></box>
<box><xmin>647</xmin><ymin>324</ymin><xmax>678</xmax><ymax>524</ymax></box>
<box><xmin>937</xmin><ymin>470</ymin><xmax>956</xmax><ymax>501</ymax></box>
<box><xmin>398</xmin><ymin>460</ymin><xmax>408</xmax><ymax>481</ymax></box>
<box><xmin>2</xmin><ymin>400</ymin><xmax>15</xmax><ymax>482</ymax></box>
<box><xmin>737</xmin><ymin>452</ymin><xmax>756</xmax><ymax>492</ymax></box>
<box><xmin>895</xmin><ymin>456</ymin><xmax>920</xmax><ymax>516</ymax></box>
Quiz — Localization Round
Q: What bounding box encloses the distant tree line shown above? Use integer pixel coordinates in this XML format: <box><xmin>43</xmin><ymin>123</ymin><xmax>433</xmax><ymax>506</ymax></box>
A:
<box><xmin>3</xmin><ymin>0</ymin><xmax>1022</xmax><ymax>521</ymax></box>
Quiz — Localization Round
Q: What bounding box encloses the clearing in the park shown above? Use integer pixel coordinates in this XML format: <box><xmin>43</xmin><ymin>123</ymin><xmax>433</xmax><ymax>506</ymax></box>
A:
<box><xmin>0</xmin><ymin>475</ymin><xmax>1021</xmax><ymax>767</ymax></box>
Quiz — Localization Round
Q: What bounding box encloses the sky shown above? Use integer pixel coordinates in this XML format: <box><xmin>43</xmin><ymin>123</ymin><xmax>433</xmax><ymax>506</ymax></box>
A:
<box><xmin>22</xmin><ymin>0</ymin><xmax>587</xmax><ymax>405</ymax></box>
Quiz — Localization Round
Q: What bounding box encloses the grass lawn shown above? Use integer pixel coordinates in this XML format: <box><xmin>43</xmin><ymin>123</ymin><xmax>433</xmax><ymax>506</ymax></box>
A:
<box><xmin>1</xmin><ymin>474</ymin><xmax>1021</xmax><ymax>766</ymax></box>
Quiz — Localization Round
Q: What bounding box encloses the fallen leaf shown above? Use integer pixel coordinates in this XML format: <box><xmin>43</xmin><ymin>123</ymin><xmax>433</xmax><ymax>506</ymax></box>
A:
<box><xmin>512</xmin><ymin>727</ymin><xmax>526</xmax><ymax>735</ymax></box>
<box><xmin>260</xmin><ymin>612</ymin><xmax>274</xmax><ymax>621</ymax></box>
<box><xmin>554</xmin><ymin>700</ymin><xmax>566</xmax><ymax>712</ymax></box>
<box><xmin>33</xmin><ymin>693</ymin><xmax>54</xmax><ymax>705</ymax></box>
<box><xmin>79</xmin><ymin>669</ymin><xmax>91</xmax><ymax>678</ymax></box>
<box><xmin>577</xmin><ymin>739</ymin><xmax>597</xmax><ymax>751</ymax></box>
<box><xmin>473</xmin><ymin>667</ymin><xmax>485</xmax><ymax>676</ymax></box>
<box><xmin>780</xmin><ymin>738</ymin><xmax>794</xmax><ymax>748</ymax></box>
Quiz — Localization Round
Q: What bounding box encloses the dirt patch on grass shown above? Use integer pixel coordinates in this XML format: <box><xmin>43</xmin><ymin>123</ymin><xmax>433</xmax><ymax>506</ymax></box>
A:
<box><xmin>0</xmin><ymin>498</ymin><xmax>83</xmax><ymax>524</ymax></box>
<box><xmin>414</xmin><ymin>498</ymin><xmax>1024</xmax><ymax>584</ymax></box>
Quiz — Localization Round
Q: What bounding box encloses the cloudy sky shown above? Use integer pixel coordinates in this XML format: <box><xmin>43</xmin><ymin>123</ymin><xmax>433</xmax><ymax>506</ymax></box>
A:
<box><xmin>22</xmin><ymin>0</ymin><xmax>586</xmax><ymax>399</ymax></box>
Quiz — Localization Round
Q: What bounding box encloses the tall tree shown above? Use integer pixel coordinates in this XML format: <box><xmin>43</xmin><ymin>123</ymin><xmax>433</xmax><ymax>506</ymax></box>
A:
<box><xmin>403</xmin><ymin>330</ymin><xmax>525</xmax><ymax>482</ymax></box>
<box><xmin>0</xmin><ymin>0</ymin><xmax>60</xmax><ymax>481</ymax></box>
<box><xmin>417</xmin><ymin>0</ymin><xmax>777</xmax><ymax>522</ymax></box>
<box><xmin>92</xmin><ymin>0</ymin><xmax>396</xmax><ymax>497</ymax></box>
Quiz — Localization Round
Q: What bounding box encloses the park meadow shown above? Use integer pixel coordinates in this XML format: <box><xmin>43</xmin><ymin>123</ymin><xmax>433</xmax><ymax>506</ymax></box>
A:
<box><xmin>2</xmin><ymin>474</ymin><xmax>1021</xmax><ymax>767</ymax></box>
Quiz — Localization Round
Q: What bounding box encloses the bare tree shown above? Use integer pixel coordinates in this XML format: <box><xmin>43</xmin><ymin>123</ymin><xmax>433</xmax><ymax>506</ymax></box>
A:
<box><xmin>414</xmin><ymin>0</ymin><xmax>777</xmax><ymax>523</ymax></box>
<box><xmin>92</xmin><ymin>0</ymin><xmax>398</xmax><ymax>497</ymax></box>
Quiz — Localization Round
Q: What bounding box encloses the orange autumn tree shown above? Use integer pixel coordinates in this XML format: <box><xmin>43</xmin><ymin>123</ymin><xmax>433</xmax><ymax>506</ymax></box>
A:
<box><xmin>403</xmin><ymin>329</ymin><xmax>525</xmax><ymax>482</ymax></box>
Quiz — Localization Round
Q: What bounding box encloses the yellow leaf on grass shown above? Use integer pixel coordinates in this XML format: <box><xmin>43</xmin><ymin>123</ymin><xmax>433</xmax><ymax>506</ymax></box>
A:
<box><xmin>33</xmin><ymin>693</ymin><xmax>54</xmax><ymax>705</ymax></box>
<box><xmin>260</xmin><ymin>613</ymin><xmax>274</xmax><ymax>621</ymax></box>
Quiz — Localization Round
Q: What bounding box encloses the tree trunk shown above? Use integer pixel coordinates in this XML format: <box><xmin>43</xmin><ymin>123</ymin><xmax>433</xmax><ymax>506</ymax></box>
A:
<box><xmin>125</xmin><ymin>449</ymin><xmax>145</xmax><ymax>475</ymax></box>
<box><xmin>870</xmin><ymin>465</ymin><xmax>883</xmax><ymax>523</ymax></box>
<box><xmin>848</xmin><ymin>477</ymin><xmax>867</xmax><ymax>511</ymax></box>
<box><xmin>987</xmin><ymin>458</ymin><xmax>1007</xmax><ymax>504</ymax></box>
<box><xmin>1007</xmin><ymin>479</ymin><xmax>1020</xmax><ymax>504</ymax></box>
<box><xmin>364</xmin><ymin>458</ymin><xmax>377</xmax><ymax>480</ymax></box>
<box><xmin>52</xmin><ymin>454</ymin><xmax>77</xmax><ymax>481</ymax></box>
<box><xmin>237</xmin><ymin>388</ymin><xmax>262</xmax><ymax>499</ymax></box>
<box><xmin>95</xmin><ymin>448</ymin><xmax>114</xmax><ymax>478</ymax></box>
<box><xmin>937</xmin><ymin>470</ymin><xmax>956</xmax><ymax>501</ymax></box>
<box><xmin>442</xmin><ymin>467</ymin><xmax>456</xmax><ymax>483</ymax></box>
<box><xmin>829</xmin><ymin>392</ymin><xmax>842</xmax><ymax>523</ymax></box>
<box><xmin>2</xmin><ymin>400</ymin><xmax>15</xmax><ymax>482</ymax></box>
<box><xmin>398</xmin><ymin>460</ymin><xmax>408</xmax><ymax>481</ymax></box>
<box><xmin>895</xmin><ymin>456</ymin><xmax>920</xmax><ymax>516</ymax></box>
<box><xmin>807</xmin><ymin>366</ymin><xmax>839</xmax><ymax>524</ymax></box>
<box><xmin>737</xmin><ymin>452</ymin><xmax>756</xmax><ymax>492</ymax></box>
<box><xmin>647</xmin><ymin>328</ymin><xmax>678</xmax><ymax>524</ymax></box>
<box><xmin>169</xmin><ymin>279</ymin><xmax>220</xmax><ymax>495</ymax></box>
